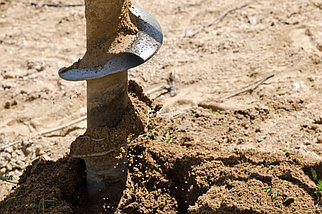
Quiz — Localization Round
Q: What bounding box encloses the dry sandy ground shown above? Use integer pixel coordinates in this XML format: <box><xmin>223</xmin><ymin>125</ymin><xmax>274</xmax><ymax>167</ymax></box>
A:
<box><xmin>0</xmin><ymin>0</ymin><xmax>321</xmax><ymax>213</ymax></box>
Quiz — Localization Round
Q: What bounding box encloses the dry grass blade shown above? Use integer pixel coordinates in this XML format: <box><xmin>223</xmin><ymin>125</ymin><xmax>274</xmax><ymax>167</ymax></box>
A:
<box><xmin>35</xmin><ymin>116</ymin><xmax>87</xmax><ymax>136</ymax></box>
<box><xmin>185</xmin><ymin>3</ymin><xmax>248</xmax><ymax>38</ymax></box>
<box><xmin>221</xmin><ymin>74</ymin><xmax>275</xmax><ymax>100</ymax></box>
<box><xmin>0</xmin><ymin>141</ymin><xmax>19</xmax><ymax>152</ymax></box>
<box><xmin>146</xmin><ymin>72</ymin><xmax>177</xmax><ymax>97</ymax></box>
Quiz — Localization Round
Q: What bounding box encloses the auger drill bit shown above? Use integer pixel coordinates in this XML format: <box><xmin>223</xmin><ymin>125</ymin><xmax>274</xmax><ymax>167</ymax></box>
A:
<box><xmin>58</xmin><ymin>0</ymin><xmax>162</xmax><ymax>210</ymax></box>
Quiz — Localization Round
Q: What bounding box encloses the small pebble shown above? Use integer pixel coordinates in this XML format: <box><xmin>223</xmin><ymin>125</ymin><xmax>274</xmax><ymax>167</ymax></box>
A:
<box><xmin>15</xmin><ymin>160</ymin><xmax>24</xmax><ymax>168</ymax></box>
<box><xmin>35</xmin><ymin>145</ymin><xmax>42</xmax><ymax>156</ymax></box>
<box><xmin>249</xmin><ymin>17</ymin><xmax>257</xmax><ymax>25</ymax></box>
<box><xmin>16</xmin><ymin>170</ymin><xmax>23</xmax><ymax>177</ymax></box>
<box><xmin>6</xmin><ymin>164</ymin><xmax>12</xmax><ymax>171</ymax></box>
<box><xmin>21</xmin><ymin>141</ymin><xmax>30</xmax><ymax>149</ymax></box>
<box><xmin>24</xmin><ymin>147</ymin><xmax>32</xmax><ymax>156</ymax></box>
<box><xmin>310</xmin><ymin>124</ymin><xmax>320</xmax><ymax>132</ymax></box>
<box><xmin>4</xmin><ymin>146</ymin><xmax>13</xmax><ymax>154</ymax></box>
<box><xmin>13</xmin><ymin>169</ymin><xmax>22</xmax><ymax>177</ymax></box>
<box><xmin>317</xmin><ymin>137</ymin><xmax>322</xmax><ymax>144</ymax></box>
<box><xmin>4</xmin><ymin>102</ymin><xmax>10</xmax><ymax>109</ymax></box>
<box><xmin>11</xmin><ymin>152</ymin><xmax>18</xmax><ymax>160</ymax></box>
<box><xmin>0</xmin><ymin>168</ymin><xmax>6</xmax><ymax>175</ymax></box>
<box><xmin>42</xmin><ymin>154</ymin><xmax>51</xmax><ymax>161</ymax></box>
<box><xmin>3</xmin><ymin>152</ymin><xmax>11</xmax><ymax>161</ymax></box>
<box><xmin>15</xmin><ymin>149</ymin><xmax>24</xmax><ymax>157</ymax></box>
<box><xmin>3</xmin><ymin>74</ymin><xmax>14</xmax><ymax>79</ymax></box>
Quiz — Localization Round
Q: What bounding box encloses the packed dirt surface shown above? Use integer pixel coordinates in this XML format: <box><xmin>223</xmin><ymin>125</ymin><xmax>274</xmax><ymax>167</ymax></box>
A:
<box><xmin>0</xmin><ymin>0</ymin><xmax>321</xmax><ymax>213</ymax></box>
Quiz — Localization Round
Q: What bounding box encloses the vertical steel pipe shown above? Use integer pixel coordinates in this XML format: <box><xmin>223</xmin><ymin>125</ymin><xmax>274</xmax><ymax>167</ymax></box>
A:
<box><xmin>87</xmin><ymin>70</ymin><xmax>128</xmax><ymax>128</ymax></box>
<box><xmin>58</xmin><ymin>0</ymin><xmax>163</xmax><ymax>210</ymax></box>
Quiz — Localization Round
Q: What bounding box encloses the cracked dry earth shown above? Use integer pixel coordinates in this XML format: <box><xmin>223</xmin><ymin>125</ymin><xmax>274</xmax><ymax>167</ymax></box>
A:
<box><xmin>0</xmin><ymin>0</ymin><xmax>322</xmax><ymax>213</ymax></box>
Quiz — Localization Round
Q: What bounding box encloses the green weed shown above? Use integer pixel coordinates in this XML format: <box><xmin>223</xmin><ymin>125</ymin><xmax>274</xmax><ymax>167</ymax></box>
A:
<box><xmin>172</xmin><ymin>110</ymin><xmax>180</xmax><ymax>117</ymax></box>
<box><xmin>246</xmin><ymin>99</ymin><xmax>256</xmax><ymax>105</ymax></box>
<box><xmin>311</xmin><ymin>168</ymin><xmax>318</xmax><ymax>181</ymax></box>
<box><xmin>263</xmin><ymin>185</ymin><xmax>272</xmax><ymax>193</ymax></box>
<box><xmin>314</xmin><ymin>180</ymin><xmax>322</xmax><ymax>201</ymax></box>
<box><xmin>5</xmin><ymin>195</ymin><xmax>23</xmax><ymax>202</ymax></box>
<box><xmin>25</xmin><ymin>203</ymin><xmax>41</xmax><ymax>211</ymax></box>
<box><xmin>25</xmin><ymin>199</ymin><xmax>58</xmax><ymax>211</ymax></box>
<box><xmin>208</xmin><ymin>109</ymin><xmax>219</xmax><ymax>115</ymax></box>
<box><xmin>0</xmin><ymin>174</ymin><xmax>18</xmax><ymax>184</ymax></box>
<box><xmin>164</xmin><ymin>130</ymin><xmax>172</xmax><ymax>143</ymax></box>
<box><xmin>145</xmin><ymin>129</ymin><xmax>157</xmax><ymax>138</ymax></box>
<box><xmin>271</xmin><ymin>190</ymin><xmax>279</xmax><ymax>199</ymax></box>
<box><xmin>257</xmin><ymin>137</ymin><xmax>264</xmax><ymax>143</ymax></box>
<box><xmin>266</xmin><ymin>166</ymin><xmax>273</xmax><ymax>174</ymax></box>
<box><xmin>0</xmin><ymin>138</ymin><xmax>9</xmax><ymax>147</ymax></box>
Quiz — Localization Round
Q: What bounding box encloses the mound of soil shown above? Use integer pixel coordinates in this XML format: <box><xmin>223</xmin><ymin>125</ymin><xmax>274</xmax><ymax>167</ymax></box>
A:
<box><xmin>121</xmin><ymin>139</ymin><xmax>322</xmax><ymax>213</ymax></box>
<box><xmin>1</xmin><ymin>138</ymin><xmax>321</xmax><ymax>213</ymax></box>
<box><xmin>1</xmin><ymin>83</ymin><xmax>321</xmax><ymax>213</ymax></box>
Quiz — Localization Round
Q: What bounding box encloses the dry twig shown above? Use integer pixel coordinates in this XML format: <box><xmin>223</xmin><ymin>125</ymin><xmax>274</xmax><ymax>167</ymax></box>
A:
<box><xmin>0</xmin><ymin>116</ymin><xmax>87</xmax><ymax>151</ymax></box>
<box><xmin>31</xmin><ymin>3</ymin><xmax>85</xmax><ymax>7</ymax></box>
<box><xmin>221</xmin><ymin>74</ymin><xmax>275</xmax><ymax>100</ymax></box>
<box><xmin>146</xmin><ymin>72</ymin><xmax>177</xmax><ymax>97</ymax></box>
<box><xmin>158</xmin><ymin>105</ymin><xmax>198</xmax><ymax>117</ymax></box>
<box><xmin>35</xmin><ymin>116</ymin><xmax>87</xmax><ymax>136</ymax></box>
<box><xmin>185</xmin><ymin>3</ymin><xmax>248</xmax><ymax>38</ymax></box>
<box><xmin>0</xmin><ymin>141</ymin><xmax>19</xmax><ymax>152</ymax></box>
<box><xmin>310</xmin><ymin>0</ymin><xmax>322</xmax><ymax>10</ymax></box>
<box><xmin>145</xmin><ymin>85</ymin><xmax>171</xmax><ymax>95</ymax></box>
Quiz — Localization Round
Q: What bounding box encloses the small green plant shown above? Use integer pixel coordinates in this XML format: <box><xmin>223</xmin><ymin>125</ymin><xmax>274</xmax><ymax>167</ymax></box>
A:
<box><xmin>172</xmin><ymin>110</ymin><xmax>180</xmax><ymax>117</ymax></box>
<box><xmin>246</xmin><ymin>99</ymin><xmax>256</xmax><ymax>105</ymax></box>
<box><xmin>263</xmin><ymin>185</ymin><xmax>272</xmax><ymax>193</ymax></box>
<box><xmin>0</xmin><ymin>175</ymin><xmax>18</xmax><ymax>184</ymax></box>
<box><xmin>43</xmin><ymin>199</ymin><xmax>58</xmax><ymax>208</ymax></box>
<box><xmin>257</xmin><ymin>137</ymin><xmax>264</xmax><ymax>143</ymax></box>
<box><xmin>0</xmin><ymin>138</ymin><xmax>9</xmax><ymax>146</ymax></box>
<box><xmin>311</xmin><ymin>168</ymin><xmax>318</xmax><ymax>181</ymax></box>
<box><xmin>271</xmin><ymin>190</ymin><xmax>279</xmax><ymax>199</ymax></box>
<box><xmin>266</xmin><ymin>166</ymin><xmax>273</xmax><ymax>174</ymax></box>
<box><xmin>5</xmin><ymin>195</ymin><xmax>23</xmax><ymax>202</ymax></box>
<box><xmin>164</xmin><ymin>130</ymin><xmax>172</xmax><ymax>143</ymax></box>
<box><xmin>25</xmin><ymin>203</ymin><xmax>41</xmax><ymax>211</ymax></box>
<box><xmin>314</xmin><ymin>180</ymin><xmax>322</xmax><ymax>201</ymax></box>
<box><xmin>145</xmin><ymin>129</ymin><xmax>157</xmax><ymax>138</ymax></box>
<box><xmin>25</xmin><ymin>199</ymin><xmax>58</xmax><ymax>211</ymax></box>
<box><xmin>208</xmin><ymin>109</ymin><xmax>219</xmax><ymax>115</ymax></box>
<box><xmin>281</xmin><ymin>149</ymin><xmax>288</xmax><ymax>152</ymax></box>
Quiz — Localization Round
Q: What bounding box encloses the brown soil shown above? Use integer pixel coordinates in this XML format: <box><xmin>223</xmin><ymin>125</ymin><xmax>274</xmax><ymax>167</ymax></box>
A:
<box><xmin>1</xmin><ymin>83</ymin><xmax>321</xmax><ymax>213</ymax></box>
<box><xmin>0</xmin><ymin>0</ymin><xmax>322</xmax><ymax>213</ymax></box>
<box><xmin>70</xmin><ymin>81</ymin><xmax>152</xmax><ymax>157</ymax></box>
